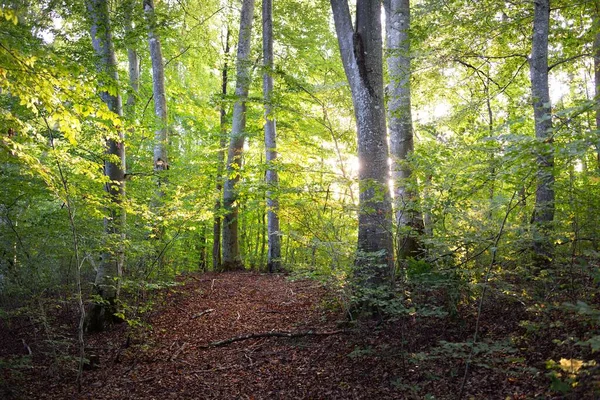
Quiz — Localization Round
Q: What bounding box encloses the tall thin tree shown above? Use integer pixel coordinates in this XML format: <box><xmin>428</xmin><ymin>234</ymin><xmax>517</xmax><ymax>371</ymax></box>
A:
<box><xmin>330</xmin><ymin>0</ymin><xmax>394</xmax><ymax>283</ymax></box>
<box><xmin>85</xmin><ymin>0</ymin><xmax>126</xmax><ymax>332</ymax></box>
<box><xmin>144</xmin><ymin>0</ymin><xmax>169</xmax><ymax>174</ymax></box>
<box><xmin>529</xmin><ymin>0</ymin><xmax>555</xmax><ymax>263</ymax></box>
<box><xmin>384</xmin><ymin>0</ymin><xmax>424</xmax><ymax>262</ymax></box>
<box><xmin>594</xmin><ymin>0</ymin><xmax>600</xmax><ymax>170</ymax></box>
<box><xmin>124</xmin><ymin>0</ymin><xmax>140</xmax><ymax>113</ymax></box>
<box><xmin>222</xmin><ymin>0</ymin><xmax>255</xmax><ymax>271</ymax></box>
<box><xmin>213</xmin><ymin>27</ymin><xmax>231</xmax><ymax>270</ymax></box>
<box><xmin>263</xmin><ymin>0</ymin><xmax>281</xmax><ymax>272</ymax></box>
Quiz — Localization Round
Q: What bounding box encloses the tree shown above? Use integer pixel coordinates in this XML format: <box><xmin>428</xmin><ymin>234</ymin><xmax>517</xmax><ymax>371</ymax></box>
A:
<box><xmin>144</xmin><ymin>0</ymin><xmax>169</xmax><ymax>174</ymax></box>
<box><xmin>222</xmin><ymin>0</ymin><xmax>255</xmax><ymax>271</ymax></box>
<box><xmin>263</xmin><ymin>0</ymin><xmax>281</xmax><ymax>272</ymax></box>
<box><xmin>529</xmin><ymin>0</ymin><xmax>555</xmax><ymax>263</ymax></box>
<box><xmin>213</xmin><ymin>26</ymin><xmax>231</xmax><ymax>271</ymax></box>
<box><xmin>330</xmin><ymin>0</ymin><xmax>394</xmax><ymax>283</ymax></box>
<box><xmin>85</xmin><ymin>0</ymin><xmax>126</xmax><ymax>332</ymax></box>
<box><xmin>384</xmin><ymin>0</ymin><xmax>424</xmax><ymax>262</ymax></box>
<box><xmin>124</xmin><ymin>0</ymin><xmax>140</xmax><ymax>114</ymax></box>
<box><xmin>594</xmin><ymin>0</ymin><xmax>600</xmax><ymax>169</ymax></box>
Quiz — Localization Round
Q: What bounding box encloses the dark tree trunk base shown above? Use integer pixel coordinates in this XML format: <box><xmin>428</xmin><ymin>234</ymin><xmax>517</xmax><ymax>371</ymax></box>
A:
<box><xmin>85</xmin><ymin>302</ymin><xmax>123</xmax><ymax>333</ymax></box>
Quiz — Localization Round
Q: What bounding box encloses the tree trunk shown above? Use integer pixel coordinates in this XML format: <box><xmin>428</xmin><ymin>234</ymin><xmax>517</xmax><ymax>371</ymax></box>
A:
<box><xmin>529</xmin><ymin>0</ymin><xmax>555</xmax><ymax>264</ymax></box>
<box><xmin>594</xmin><ymin>1</ymin><xmax>600</xmax><ymax>170</ymax></box>
<box><xmin>384</xmin><ymin>0</ymin><xmax>424</xmax><ymax>262</ymax></box>
<box><xmin>124</xmin><ymin>0</ymin><xmax>139</xmax><ymax>113</ymax></box>
<box><xmin>330</xmin><ymin>0</ymin><xmax>394</xmax><ymax>283</ymax></box>
<box><xmin>85</xmin><ymin>0</ymin><xmax>126</xmax><ymax>332</ymax></box>
<box><xmin>222</xmin><ymin>0</ymin><xmax>255</xmax><ymax>271</ymax></box>
<box><xmin>213</xmin><ymin>27</ymin><xmax>231</xmax><ymax>271</ymax></box>
<box><xmin>263</xmin><ymin>0</ymin><xmax>282</xmax><ymax>273</ymax></box>
<box><xmin>144</xmin><ymin>0</ymin><xmax>169</xmax><ymax>174</ymax></box>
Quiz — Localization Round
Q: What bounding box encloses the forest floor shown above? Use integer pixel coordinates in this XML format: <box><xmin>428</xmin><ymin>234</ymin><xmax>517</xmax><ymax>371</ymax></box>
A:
<box><xmin>1</xmin><ymin>271</ymin><xmax>598</xmax><ymax>399</ymax></box>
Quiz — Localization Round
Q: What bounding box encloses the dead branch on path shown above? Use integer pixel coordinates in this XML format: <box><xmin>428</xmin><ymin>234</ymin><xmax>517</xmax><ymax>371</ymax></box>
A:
<box><xmin>191</xmin><ymin>308</ymin><xmax>215</xmax><ymax>319</ymax></box>
<box><xmin>201</xmin><ymin>329</ymin><xmax>348</xmax><ymax>348</ymax></box>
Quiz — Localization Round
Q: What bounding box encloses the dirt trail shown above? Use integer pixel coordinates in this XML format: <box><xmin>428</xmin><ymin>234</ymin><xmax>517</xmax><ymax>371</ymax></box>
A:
<box><xmin>5</xmin><ymin>272</ymin><xmax>549</xmax><ymax>399</ymax></box>
<box><xmin>37</xmin><ymin>272</ymin><xmax>400</xmax><ymax>399</ymax></box>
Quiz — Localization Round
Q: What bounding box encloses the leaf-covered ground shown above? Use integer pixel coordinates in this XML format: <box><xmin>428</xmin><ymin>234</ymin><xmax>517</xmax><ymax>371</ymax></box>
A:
<box><xmin>1</xmin><ymin>272</ymin><xmax>598</xmax><ymax>399</ymax></box>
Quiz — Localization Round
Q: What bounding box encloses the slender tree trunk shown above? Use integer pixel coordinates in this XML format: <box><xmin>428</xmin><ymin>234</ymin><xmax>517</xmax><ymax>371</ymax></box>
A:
<box><xmin>384</xmin><ymin>0</ymin><xmax>423</xmax><ymax>262</ymax></box>
<box><xmin>144</xmin><ymin>0</ymin><xmax>169</xmax><ymax>174</ymax></box>
<box><xmin>86</xmin><ymin>0</ymin><xmax>126</xmax><ymax>332</ymax></box>
<box><xmin>594</xmin><ymin>1</ymin><xmax>600</xmax><ymax>170</ymax></box>
<box><xmin>263</xmin><ymin>0</ymin><xmax>281</xmax><ymax>272</ymax></box>
<box><xmin>222</xmin><ymin>0</ymin><xmax>255</xmax><ymax>271</ymax></box>
<box><xmin>529</xmin><ymin>0</ymin><xmax>555</xmax><ymax>264</ymax></box>
<box><xmin>330</xmin><ymin>0</ymin><xmax>394</xmax><ymax>283</ymax></box>
<box><xmin>198</xmin><ymin>223</ymin><xmax>207</xmax><ymax>271</ymax></box>
<box><xmin>124</xmin><ymin>0</ymin><xmax>139</xmax><ymax>113</ymax></box>
<box><xmin>213</xmin><ymin>28</ymin><xmax>231</xmax><ymax>271</ymax></box>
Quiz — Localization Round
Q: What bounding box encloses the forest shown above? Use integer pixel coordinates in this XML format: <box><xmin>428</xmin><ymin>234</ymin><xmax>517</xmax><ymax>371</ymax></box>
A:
<box><xmin>0</xmin><ymin>0</ymin><xmax>599</xmax><ymax>398</ymax></box>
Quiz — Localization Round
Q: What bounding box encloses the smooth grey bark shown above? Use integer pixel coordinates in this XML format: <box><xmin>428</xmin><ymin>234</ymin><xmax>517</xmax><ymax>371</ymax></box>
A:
<box><xmin>263</xmin><ymin>0</ymin><xmax>281</xmax><ymax>272</ymax></box>
<box><xmin>594</xmin><ymin>1</ymin><xmax>600</xmax><ymax>170</ymax></box>
<box><xmin>222</xmin><ymin>0</ymin><xmax>255</xmax><ymax>270</ymax></box>
<box><xmin>213</xmin><ymin>28</ymin><xmax>231</xmax><ymax>271</ymax></box>
<box><xmin>529</xmin><ymin>0</ymin><xmax>555</xmax><ymax>262</ymax></box>
<box><xmin>86</xmin><ymin>0</ymin><xmax>126</xmax><ymax>332</ymax></box>
<box><xmin>330</xmin><ymin>0</ymin><xmax>394</xmax><ymax>282</ymax></box>
<box><xmin>124</xmin><ymin>0</ymin><xmax>140</xmax><ymax>112</ymax></box>
<box><xmin>384</xmin><ymin>0</ymin><xmax>424</xmax><ymax>262</ymax></box>
<box><xmin>144</xmin><ymin>0</ymin><xmax>169</xmax><ymax>173</ymax></box>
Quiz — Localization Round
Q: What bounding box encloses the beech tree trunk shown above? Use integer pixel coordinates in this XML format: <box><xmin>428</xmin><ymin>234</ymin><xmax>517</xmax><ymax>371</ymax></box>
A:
<box><xmin>529</xmin><ymin>0</ymin><xmax>555</xmax><ymax>263</ymax></box>
<box><xmin>124</xmin><ymin>0</ymin><xmax>139</xmax><ymax>113</ymax></box>
<box><xmin>594</xmin><ymin>1</ymin><xmax>600</xmax><ymax>170</ymax></box>
<box><xmin>384</xmin><ymin>0</ymin><xmax>424</xmax><ymax>262</ymax></box>
<box><xmin>86</xmin><ymin>0</ymin><xmax>126</xmax><ymax>332</ymax></box>
<box><xmin>213</xmin><ymin>28</ymin><xmax>231</xmax><ymax>271</ymax></box>
<box><xmin>144</xmin><ymin>0</ymin><xmax>169</xmax><ymax>174</ymax></box>
<box><xmin>263</xmin><ymin>0</ymin><xmax>281</xmax><ymax>272</ymax></box>
<box><xmin>330</xmin><ymin>0</ymin><xmax>394</xmax><ymax>283</ymax></box>
<box><xmin>222</xmin><ymin>0</ymin><xmax>255</xmax><ymax>271</ymax></box>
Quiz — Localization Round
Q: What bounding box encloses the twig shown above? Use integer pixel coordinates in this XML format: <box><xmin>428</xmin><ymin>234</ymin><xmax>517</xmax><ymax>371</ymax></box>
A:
<box><xmin>458</xmin><ymin>189</ymin><xmax>522</xmax><ymax>400</ymax></box>
<box><xmin>191</xmin><ymin>309</ymin><xmax>215</xmax><ymax>319</ymax></box>
<box><xmin>201</xmin><ymin>330</ymin><xmax>348</xmax><ymax>348</ymax></box>
<box><xmin>170</xmin><ymin>342</ymin><xmax>188</xmax><ymax>361</ymax></box>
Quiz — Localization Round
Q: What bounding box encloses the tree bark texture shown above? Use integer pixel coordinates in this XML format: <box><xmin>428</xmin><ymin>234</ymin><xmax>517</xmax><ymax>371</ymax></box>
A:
<box><xmin>384</xmin><ymin>0</ymin><xmax>424</xmax><ymax>262</ymax></box>
<box><xmin>124</xmin><ymin>0</ymin><xmax>139</xmax><ymax>112</ymax></box>
<box><xmin>144</xmin><ymin>0</ymin><xmax>169</xmax><ymax>173</ymax></box>
<box><xmin>213</xmin><ymin>28</ymin><xmax>231</xmax><ymax>271</ymax></box>
<box><xmin>330</xmin><ymin>0</ymin><xmax>394</xmax><ymax>282</ymax></box>
<box><xmin>594</xmin><ymin>1</ymin><xmax>600</xmax><ymax>170</ymax></box>
<box><xmin>529</xmin><ymin>0</ymin><xmax>555</xmax><ymax>262</ymax></box>
<box><xmin>263</xmin><ymin>0</ymin><xmax>282</xmax><ymax>272</ymax></box>
<box><xmin>86</xmin><ymin>0</ymin><xmax>126</xmax><ymax>332</ymax></box>
<box><xmin>222</xmin><ymin>0</ymin><xmax>255</xmax><ymax>271</ymax></box>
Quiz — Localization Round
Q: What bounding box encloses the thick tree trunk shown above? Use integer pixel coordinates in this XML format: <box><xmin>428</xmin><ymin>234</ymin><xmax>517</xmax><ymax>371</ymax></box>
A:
<box><xmin>213</xmin><ymin>28</ymin><xmax>230</xmax><ymax>271</ymax></box>
<box><xmin>263</xmin><ymin>0</ymin><xmax>281</xmax><ymax>273</ymax></box>
<box><xmin>124</xmin><ymin>0</ymin><xmax>139</xmax><ymax>113</ymax></box>
<box><xmin>222</xmin><ymin>0</ymin><xmax>255</xmax><ymax>271</ymax></box>
<box><xmin>529</xmin><ymin>0</ymin><xmax>555</xmax><ymax>263</ymax></box>
<box><xmin>86</xmin><ymin>0</ymin><xmax>126</xmax><ymax>332</ymax></box>
<box><xmin>384</xmin><ymin>0</ymin><xmax>424</xmax><ymax>262</ymax></box>
<box><xmin>144</xmin><ymin>0</ymin><xmax>169</xmax><ymax>174</ymax></box>
<box><xmin>330</xmin><ymin>0</ymin><xmax>394</xmax><ymax>283</ymax></box>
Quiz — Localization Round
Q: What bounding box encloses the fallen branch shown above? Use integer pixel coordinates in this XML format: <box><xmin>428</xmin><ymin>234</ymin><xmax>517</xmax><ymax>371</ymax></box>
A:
<box><xmin>192</xmin><ymin>309</ymin><xmax>215</xmax><ymax>319</ymax></box>
<box><xmin>170</xmin><ymin>342</ymin><xmax>188</xmax><ymax>361</ymax></box>
<box><xmin>202</xmin><ymin>329</ymin><xmax>347</xmax><ymax>348</ymax></box>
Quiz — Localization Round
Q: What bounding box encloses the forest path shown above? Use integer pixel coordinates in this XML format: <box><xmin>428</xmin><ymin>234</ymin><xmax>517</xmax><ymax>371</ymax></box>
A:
<box><xmin>45</xmin><ymin>272</ymin><xmax>401</xmax><ymax>399</ymax></box>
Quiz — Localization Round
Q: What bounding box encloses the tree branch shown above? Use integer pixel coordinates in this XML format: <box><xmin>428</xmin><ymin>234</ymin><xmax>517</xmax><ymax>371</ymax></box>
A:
<box><xmin>202</xmin><ymin>329</ymin><xmax>348</xmax><ymax>348</ymax></box>
<box><xmin>548</xmin><ymin>53</ymin><xmax>592</xmax><ymax>72</ymax></box>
